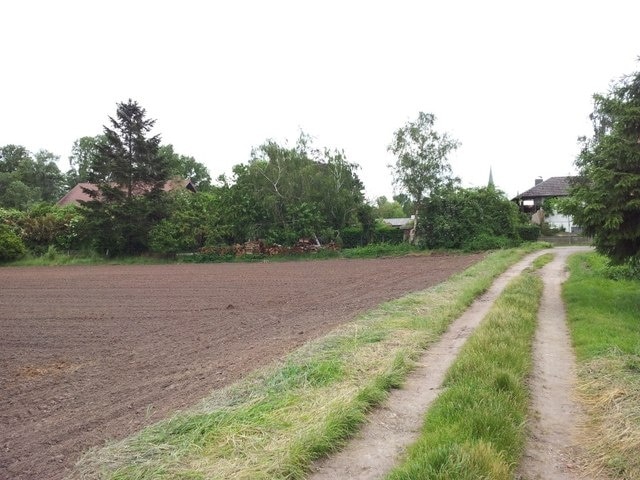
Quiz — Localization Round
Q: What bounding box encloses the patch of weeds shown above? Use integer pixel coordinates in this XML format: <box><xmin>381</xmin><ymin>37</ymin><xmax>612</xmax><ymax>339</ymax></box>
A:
<box><xmin>387</xmin><ymin>271</ymin><xmax>542</xmax><ymax>479</ymax></box>
<box><xmin>531</xmin><ymin>252</ymin><xmax>554</xmax><ymax>270</ymax></box>
<box><xmin>565</xmin><ymin>252</ymin><xmax>640</xmax><ymax>479</ymax></box>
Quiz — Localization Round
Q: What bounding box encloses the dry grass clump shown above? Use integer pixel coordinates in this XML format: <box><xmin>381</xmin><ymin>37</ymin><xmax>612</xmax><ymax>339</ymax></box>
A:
<box><xmin>576</xmin><ymin>354</ymin><xmax>640</xmax><ymax>480</ymax></box>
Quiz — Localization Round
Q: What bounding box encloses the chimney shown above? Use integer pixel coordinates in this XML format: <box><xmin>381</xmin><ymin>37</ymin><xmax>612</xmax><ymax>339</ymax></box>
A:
<box><xmin>535</xmin><ymin>177</ymin><xmax>543</xmax><ymax>185</ymax></box>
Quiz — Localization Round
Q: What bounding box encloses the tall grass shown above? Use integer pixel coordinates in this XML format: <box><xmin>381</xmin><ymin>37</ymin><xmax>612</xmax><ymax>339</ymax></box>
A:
<box><xmin>564</xmin><ymin>252</ymin><xmax>640</xmax><ymax>479</ymax></box>
<box><xmin>6</xmin><ymin>249</ymin><xmax>174</xmax><ymax>266</ymax></box>
<box><xmin>71</xmin><ymin>244</ymin><xmax>548</xmax><ymax>479</ymax></box>
<box><xmin>386</xmin><ymin>269</ymin><xmax>543</xmax><ymax>479</ymax></box>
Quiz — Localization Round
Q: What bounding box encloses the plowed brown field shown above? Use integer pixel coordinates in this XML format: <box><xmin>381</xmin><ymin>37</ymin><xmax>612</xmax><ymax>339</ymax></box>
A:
<box><xmin>0</xmin><ymin>254</ymin><xmax>482</xmax><ymax>479</ymax></box>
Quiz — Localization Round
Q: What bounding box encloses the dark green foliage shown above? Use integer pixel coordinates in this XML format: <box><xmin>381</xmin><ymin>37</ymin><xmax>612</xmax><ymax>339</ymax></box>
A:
<box><xmin>516</xmin><ymin>224</ymin><xmax>541</xmax><ymax>241</ymax></box>
<box><xmin>0</xmin><ymin>224</ymin><xmax>26</xmax><ymax>261</ymax></box>
<box><xmin>158</xmin><ymin>144</ymin><xmax>212</xmax><ymax>190</ymax></box>
<box><xmin>220</xmin><ymin>133</ymin><xmax>366</xmax><ymax>245</ymax></box>
<box><xmin>564</xmin><ymin>67</ymin><xmax>640</xmax><ymax>266</ymax></box>
<box><xmin>89</xmin><ymin>99</ymin><xmax>169</xmax><ymax>196</ymax></box>
<box><xmin>0</xmin><ymin>145</ymin><xmax>66</xmax><ymax>209</ymax></box>
<box><xmin>19</xmin><ymin>204</ymin><xmax>87</xmax><ymax>253</ymax></box>
<box><xmin>0</xmin><ymin>205</ymin><xmax>88</xmax><ymax>254</ymax></box>
<box><xmin>81</xmin><ymin>100</ymin><xmax>171</xmax><ymax>255</ymax></box>
<box><xmin>66</xmin><ymin>136</ymin><xmax>105</xmax><ymax>187</ymax></box>
<box><xmin>149</xmin><ymin>191</ymin><xmax>223</xmax><ymax>254</ymax></box>
<box><xmin>374</xmin><ymin>196</ymin><xmax>405</xmax><ymax>218</ymax></box>
<box><xmin>339</xmin><ymin>226</ymin><xmax>363</xmax><ymax>248</ymax></box>
<box><xmin>418</xmin><ymin>187</ymin><xmax>521</xmax><ymax>250</ymax></box>
<box><xmin>374</xmin><ymin>225</ymin><xmax>405</xmax><ymax>244</ymax></box>
<box><xmin>462</xmin><ymin>234</ymin><xmax>513</xmax><ymax>252</ymax></box>
<box><xmin>340</xmin><ymin>223</ymin><xmax>406</xmax><ymax>248</ymax></box>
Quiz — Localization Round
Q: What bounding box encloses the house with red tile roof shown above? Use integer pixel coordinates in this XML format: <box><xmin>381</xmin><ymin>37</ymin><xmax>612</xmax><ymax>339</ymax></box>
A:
<box><xmin>56</xmin><ymin>178</ymin><xmax>196</xmax><ymax>207</ymax></box>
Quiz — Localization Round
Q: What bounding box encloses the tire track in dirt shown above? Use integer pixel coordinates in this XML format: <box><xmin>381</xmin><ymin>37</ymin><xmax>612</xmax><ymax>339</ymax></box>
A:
<box><xmin>309</xmin><ymin>250</ymin><xmax>550</xmax><ymax>479</ymax></box>
<box><xmin>517</xmin><ymin>246</ymin><xmax>592</xmax><ymax>480</ymax></box>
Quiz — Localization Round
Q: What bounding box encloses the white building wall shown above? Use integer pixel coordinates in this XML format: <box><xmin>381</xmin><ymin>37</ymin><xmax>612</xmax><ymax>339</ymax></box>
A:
<box><xmin>545</xmin><ymin>212</ymin><xmax>575</xmax><ymax>232</ymax></box>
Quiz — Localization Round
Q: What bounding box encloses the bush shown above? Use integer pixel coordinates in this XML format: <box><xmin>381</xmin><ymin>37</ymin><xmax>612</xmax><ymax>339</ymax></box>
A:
<box><xmin>517</xmin><ymin>224</ymin><xmax>541</xmax><ymax>242</ymax></box>
<box><xmin>340</xmin><ymin>224</ymin><xmax>406</xmax><ymax>248</ymax></box>
<box><xmin>374</xmin><ymin>225</ymin><xmax>405</xmax><ymax>244</ymax></box>
<box><xmin>0</xmin><ymin>225</ymin><xmax>27</xmax><ymax>262</ymax></box>
<box><xmin>419</xmin><ymin>187</ymin><xmax>521</xmax><ymax>249</ymax></box>
<box><xmin>604</xmin><ymin>260</ymin><xmax>640</xmax><ymax>281</ymax></box>
<box><xmin>463</xmin><ymin>234</ymin><xmax>514</xmax><ymax>252</ymax></box>
<box><xmin>339</xmin><ymin>226</ymin><xmax>365</xmax><ymax>248</ymax></box>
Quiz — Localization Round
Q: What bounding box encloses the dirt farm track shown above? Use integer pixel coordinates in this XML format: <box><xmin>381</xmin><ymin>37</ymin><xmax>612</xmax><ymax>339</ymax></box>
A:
<box><xmin>0</xmin><ymin>254</ymin><xmax>483</xmax><ymax>479</ymax></box>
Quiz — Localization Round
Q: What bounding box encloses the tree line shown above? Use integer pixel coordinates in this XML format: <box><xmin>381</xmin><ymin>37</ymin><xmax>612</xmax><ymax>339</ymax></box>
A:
<box><xmin>0</xmin><ymin>99</ymin><xmax>541</xmax><ymax>261</ymax></box>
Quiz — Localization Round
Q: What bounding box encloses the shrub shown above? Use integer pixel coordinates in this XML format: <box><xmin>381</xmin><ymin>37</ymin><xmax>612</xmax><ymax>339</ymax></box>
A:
<box><xmin>419</xmin><ymin>187</ymin><xmax>521</xmax><ymax>249</ymax></box>
<box><xmin>0</xmin><ymin>225</ymin><xmax>27</xmax><ymax>262</ymax></box>
<box><xmin>463</xmin><ymin>234</ymin><xmax>513</xmax><ymax>252</ymax></box>
<box><xmin>340</xmin><ymin>224</ymin><xmax>406</xmax><ymax>248</ymax></box>
<box><xmin>339</xmin><ymin>226</ymin><xmax>365</xmax><ymax>248</ymax></box>
<box><xmin>516</xmin><ymin>224</ymin><xmax>541</xmax><ymax>242</ymax></box>
<box><xmin>374</xmin><ymin>225</ymin><xmax>405</xmax><ymax>244</ymax></box>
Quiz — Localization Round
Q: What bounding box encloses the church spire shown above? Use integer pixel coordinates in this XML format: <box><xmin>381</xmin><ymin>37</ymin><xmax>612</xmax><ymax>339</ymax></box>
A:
<box><xmin>488</xmin><ymin>167</ymin><xmax>495</xmax><ymax>189</ymax></box>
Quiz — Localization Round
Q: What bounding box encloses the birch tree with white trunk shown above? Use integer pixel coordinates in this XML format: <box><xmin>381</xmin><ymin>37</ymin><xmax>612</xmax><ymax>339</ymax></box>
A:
<box><xmin>388</xmin><ymin>112</ymin><xmax>460</xmax><ymax>243</ymax></box>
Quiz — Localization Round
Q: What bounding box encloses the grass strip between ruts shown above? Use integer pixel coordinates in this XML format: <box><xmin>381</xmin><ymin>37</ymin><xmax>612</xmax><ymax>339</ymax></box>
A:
<box><xmin>71</xmin><ymin>244</ymin><xmax>547</xmax><ymax>480</ymax></box>
<box><xmin>563</xmin><ymin>252</ymin><xmax>640</xmax><ymax>479</ymax></box>
<box><xmin>386</xmin><ymin>262</ymin><xmax>545</xmax><ymax>479</ymax></box>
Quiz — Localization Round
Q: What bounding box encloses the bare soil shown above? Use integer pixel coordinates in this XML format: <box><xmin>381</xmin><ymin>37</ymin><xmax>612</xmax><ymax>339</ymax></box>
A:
<box><xmin>0</xmin><ymin>253</ymin><xmax>482</xmax><ymax>480</ymax></box>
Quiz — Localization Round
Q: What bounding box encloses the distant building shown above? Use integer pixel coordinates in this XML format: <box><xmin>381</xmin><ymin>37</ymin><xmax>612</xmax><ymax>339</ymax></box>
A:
<box><xmin>512</xmin><ymin>176</ymin><xmax>579</xmax><ymax>233</ymax></box>
<box><xmin>382</xmin><ymin>217</ymin><xmax>415</xmax><ymax>242</ymax></box>
<box><xmin>57</xmin><ymin>178</ymin><xmax>196</xmax><ymax>207</ymax></box>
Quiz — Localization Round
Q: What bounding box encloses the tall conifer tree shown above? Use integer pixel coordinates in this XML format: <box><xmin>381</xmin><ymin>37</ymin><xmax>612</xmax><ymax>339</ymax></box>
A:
<box><xmin>81</xmin><ymin>100</ymin><xmax>170</xmax><ymax>255</ymax></box>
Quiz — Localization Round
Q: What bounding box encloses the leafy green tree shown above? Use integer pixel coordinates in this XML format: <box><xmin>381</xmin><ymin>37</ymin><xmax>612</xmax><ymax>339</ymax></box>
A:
<box><xmin>158</xmin><ymin>144</ymin><xmax>212</xmax><ymax>190</ymax></box>
<box><xmin>0</xmin><ymin>145</ymin><xmax>31</xmax><ymax>173</ymax></box>
<box><xmin>66</xmin><ymin>136</ymin><xmax>105</xmax><ymax>186</ymax></box>
<box><xmin>149</xmin><ymin>190</ymin><xmax>224</xmax><ymax>254</ymax></box>
<box><xmin>0</xmin><ymin>145</ymin><xmax>65</xmax><ymax>208</ymax></box>
<box><xmin>0</xmin><ymin>223</ymin><xmax>26</xmax><ymax>262</ymax></box>
<box><xmin>81</xmin><ymin>99</ymin><xmax>171</xmax><ymax>255</ymax></box>
<box><xmin>0</xmin><ymin>178</ymin><xmax>38</xmax><ymax>209</ymax></box>
<box><xmin>32</xmin><ymin>150</ymin><xmax>64</xmax><ymax>202</ymax></box>
<box><xmin>418</xmin><ymin>187</ymin><xmax>520</xmax><ymax>250</ymax></box>
<box><xmin>388</xmin><ymin>112</ymin><xmax>460</xmax><ymax>241</ymax></box>
<box><xmin>374</xmin><ymin>196</ymin><xmax>406</xmax><ymax>218</ymax></box>
<box><xmin>564</xmin><ymin>67</ymin><xmax>640</xmax><ymax>265</ymax></box>
<box><xmin>227</xmin><ymin>134</ymin><xmax>366</xmax><ymax>244</ymax></box>
<box><xmin>392</xmin><ymin>193</ymin><xmax>413</xmax><ymax>216</ymax></box>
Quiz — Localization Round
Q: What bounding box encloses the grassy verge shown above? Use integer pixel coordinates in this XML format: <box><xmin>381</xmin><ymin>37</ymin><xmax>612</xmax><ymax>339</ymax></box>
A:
<box><xmin>71</xmin><ymin>244</ymin><xmax>548</xmax><ymax>479</ymax></box>
<box><xmin>6</xmin><ymin>247</ymin><xmax>174</xmax><ymax>266</ymax></box>
<box><xmin>564</xmin><ymin>252</ymin><xmax>640</xmax><ymax>479</ymax></box>
<box><xmin>385</xmin><ymin>265</ymin><xmax>544</xmax><ymax>479</ymax></box>
<box><xmin>5</xmin><ymin>242</ymin><xmax>553</xmax><ymax>267</ymax></box>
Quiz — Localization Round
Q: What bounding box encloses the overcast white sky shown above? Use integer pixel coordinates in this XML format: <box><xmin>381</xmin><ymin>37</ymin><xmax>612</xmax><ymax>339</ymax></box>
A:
<box><xmin>2</xmin><ymin>0</ymin><xmax>639</xmax><ymax>200</ymax></box>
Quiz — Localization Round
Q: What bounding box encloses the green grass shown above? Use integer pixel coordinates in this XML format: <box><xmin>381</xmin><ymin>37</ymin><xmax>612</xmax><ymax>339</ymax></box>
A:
<box><xmin>563</xmin><ymin>252</ymin><xmax>640</xmax><ymax>479</ymax></box>
<box><xmin>5</xmin><ymin>241</ymin><xmax>552</xmax><ymax>267</ymax></box>
<box><xmin>71</xmin><ymin>244</ymin><xmax>549</xmax><ymax>479</ymax></box>
<box><xmin>531</xmin><ymin>252</ymin><xmax>554</xmax><ymax>270</ymax></box>
<box><xmin>339</xmin><ymin>242</ymin><xmax>420</xmax><ymax>258</ymax></box>
<box><xmin>6</xmin><ymin>248</ymin><xmax>173</xmax><ymax>266</ymax></box>
<box><xmin>386</xmin><ymin>269</ymin><xmax>542</xmax><ymax>479</ymax></box>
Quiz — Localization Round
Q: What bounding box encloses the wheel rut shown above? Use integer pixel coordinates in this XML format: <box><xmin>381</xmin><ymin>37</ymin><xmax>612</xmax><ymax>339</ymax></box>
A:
<box><xmin>309</xmin><ymin>250</ymin><xmax>551</xmax><ymax>479</ymax></box>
